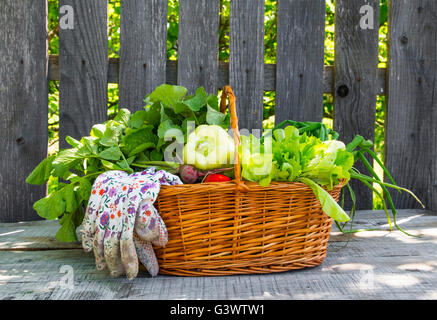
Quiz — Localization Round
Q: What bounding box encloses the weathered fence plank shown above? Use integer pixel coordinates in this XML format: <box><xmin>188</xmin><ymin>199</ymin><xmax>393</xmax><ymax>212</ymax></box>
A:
<box><xmin>386</xmin><ymin>0</ymin><xmax>437</xmax><ymax>210</ymax></box>
<box><xmin>119</xmin><ymin>0</ymin><xmax>167</xmax><ymax>111</ymax></box>
<box><xmin>178</xmin><ymin>0</ymin><xmax>219</xmax><ymax>94</ymax></box>
<box><xmin>230</xmin><ymin>0</ymin><xmax>265</xmax><ymax>131</ymax></box>
<box><xmin>58</xmin><ymin>0</ymin><xmax>108</xmax><ymax>147</ymax></box>
<box><xmin>334</xmin><ymin>0</ymin><xmax>380</xmax><ymax>210</ymax></box>
<box><xmin>0</xmin><ymin>0</ymin><xmax>48</xmax><ymax>222</ymax></box>
<box><xmin>276</xmin><ymin>0</ymin><xmax>326</xmax><ymax>123</ymax></box>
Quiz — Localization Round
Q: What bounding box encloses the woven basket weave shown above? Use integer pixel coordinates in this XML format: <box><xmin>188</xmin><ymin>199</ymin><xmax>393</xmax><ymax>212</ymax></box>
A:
<box><xmin>151</xmin><ymin>86</ymin><xmax>344</xmax><ymax>276</ymax></box>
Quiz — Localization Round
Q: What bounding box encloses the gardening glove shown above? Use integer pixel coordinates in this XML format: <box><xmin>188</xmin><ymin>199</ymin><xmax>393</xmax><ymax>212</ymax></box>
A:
<box><xmin>83</xmin><ymin>169</ymin><xmax>160</xmax><ymax>278</ymax></box>
<box><xmin>81</xmin><ymin>170</ymin><xmax>127</xmax><ymax>255</ymax></box>
<box><xmin>132</xmin><ymin>185</ymin><xmax>173</xmax><ymax>276</ymax></box>
<box><xmin>129</xmin><ymin>168</ymin><xmax>182</xmax><ymax>276</ymax></box>
<box><xmin>81</xmin><ymin>168</ymin><xmax>181</xmax><ymax>278</ymax></box>
<box><xmin>82</xmin><ymin>170</ymin><xmax>131</xmax><ymax>276</ymax></box>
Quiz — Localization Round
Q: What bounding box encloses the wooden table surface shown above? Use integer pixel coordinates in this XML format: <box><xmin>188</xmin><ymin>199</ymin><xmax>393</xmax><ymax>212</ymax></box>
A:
<box><xmin>0</xmin><ymin>209</ymin><xmax>436</xmax><ymax>300</ymax></box>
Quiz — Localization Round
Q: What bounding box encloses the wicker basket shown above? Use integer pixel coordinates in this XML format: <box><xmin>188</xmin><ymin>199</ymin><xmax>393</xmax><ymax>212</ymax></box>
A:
<box><xmin>151</xmin><ymin>86</ymin><xmax>344</xmax><ymax>276</ymax></box>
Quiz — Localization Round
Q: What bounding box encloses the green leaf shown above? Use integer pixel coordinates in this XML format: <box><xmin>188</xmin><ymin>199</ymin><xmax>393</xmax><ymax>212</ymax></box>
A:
<box><xmin>56</xmin><ymin>208</ymin><xmax>84</xmax><ymax>242</ymax></box>
<box><xmin>174</xmin><ymin>102</ymin><xmax>192</xmax><ymax>115</ymax></box>
<box><xmin>126</xmin><ymin>156</ymin><xmax>136</xmax><ymax>165</ymax></box>
<box><xmin>52</xmin><ymin>148</ymin><xmax>83</xmax><ymax>177</ymax></box>
<box><xmin>160</xmin><ymin>104</ymin><xmax>181</xmax><ymax>125</ymax></box>
<box><xmin>117</xmin><ymin>159</ymin><xmax>133</xmax><ymax>173</ymax></box>
<box><xmin>207</xmin><ymin>94</ymin><xmax>219</xmax><ymax>111</ymax></box>
<box><xmin>197</xmin><ymin>112</ymin><xmax>207</xmax><ymax>124</ymax></box>
<box><xmin>65</xmin><ymin>136</ymin><xmax>81</xmax><ymax>148</ymax></box>
<box><xmin>99</xmin><ymin>124</ymin><xmax>122</xmax><ymax>147</ymax></box>
<box><xmin>298</xmin><ymin>177</ymin><xmax>350</xmax><ymax>222</ymax></box>
<box><xmin>150</xmin><ymin>84</ymin><xmax>187</xmax><ymax>107</ymax></box>
<box><xmin>53</xmin><ymin>148</ymin><xmax>81</xmax><ymax>166</ymax></box>
<box><xmin>121</xmin><ymin>126</ymin><xmax>157</xmax><ymax>156</ymax></box>
<box><xmin>150</xmin><ymin>149</ymin><xmax>163</xmax><ymax>161</ymax></box>
<box><xmin>206</xmin><ymin>105</ymin><xmax>226</xmax><ymax>125</ymax></box>
<box><xmin>129</xmin><ymin>142</ymin><xmax>156</xmax><ymax>156</ymax></box>
<box><xmin>183</xmin><ymin>87</ymin><xmax>207</xmax><ymax>111</ymax></box>
<box><xmin>91</xmin><ymin>124</ymin><xmax>106</xmax><ymax>138</ymax></box>
<box><xmin>101</xmin><ymin>159</ymin><xmax>123</xmax><ymax>171</ymax></box>
<box><xmin>61</xmin><ymin>183</ymin><xmax>79</xmax><ymax>213</ymax></box>
<box><xmin>129</xmin><ymin>110</ymin><xmax>148</xmax><ymax>129</ymax></box>
<box><xmin>98</xmin><ymin>146</ymin><xmax>123</xmax><ymax>161</ymax></box>
<box><xmin>158</xmin><ymin>120</ymin><xmax>181</xmax><ymax>139</ymax></box>
<box><xmin>273</xmin><ymin>129</ymin><xmax>285</xmax><ymax>142</ymax></box>
<box><xmin>113</xmin><ymin>108</ymin><xmax>131</xmax><ymax>127</ymax></box>
<box><xmin>156</xmin><ymin>137</ymin><xmax>167</xmax><ymax>151</ymax></box>
<box><xmin>259</xmin><ymin>177</ymin><xmax>271</xmax><ymax>187</ymax></box>
<box><xmin>26</xmin><ymin>155</ymin><xmax>56</xmax><ymax>185</ymax></box>
<box><xmin>77</xmin><ymin>145</ymin><xmax>93</xmax><ymax>158</ymax></box>
<box><xmin>56</xmin><ymin>215</ymin><xmax>77</xmax><ymax>242</ymax></box>
<box><xmin>77</xmin><ymin>178</ymin><xmax>92</xmax><ymax>203</ymax></box>
<box><xmin>33</xmin><ymin>192</ymin><xmax>66</xmax><ymax>220</ymax></box>
<box><xmin>81</xmin><ymin>136</ymin><xmax>99</xmax><ymax>155</ymax></box>
<box><xmin>160</xmin><ymin>104</ymin><xmax>171</xmax><ymax>123</ymax></box>
<box><xmin>182</xmin><ymin>117</ymin><xmax>196</xmax><ymax>135</ymax></box>
<box><xmin>143</xmin><ymin>102</ymin><xmax>161</xmax><ymax>127</ymax></box>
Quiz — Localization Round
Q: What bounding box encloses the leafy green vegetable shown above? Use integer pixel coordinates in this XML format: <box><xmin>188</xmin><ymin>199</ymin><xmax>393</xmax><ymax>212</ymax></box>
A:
<box><xmin>240</xmin><ymin>134</ymin><xmax>273</xmax><ymax>186</ymax></box>
<box><xmin>242</xmin><ymin>124</ymin><xmax>423</xmax><ymax>231</ymax></box>
<box><xmin>301</xmin><ymin>140</ymin><xmax>354</xmax><ymax>189</ymax></box>
<box><xmin>26</xmin><ymin>84</ymin><xmax>230</xmax><ymax>242</ymax></box>
<box><xmin>239</xmin><ymin>126</ymin><xmax>355</xmax><ymax>223</ymax></box>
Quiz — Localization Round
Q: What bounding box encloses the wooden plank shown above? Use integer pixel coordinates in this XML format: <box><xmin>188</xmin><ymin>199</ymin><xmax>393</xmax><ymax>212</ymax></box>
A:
<box><xmin>276</xmin><ymin>0</ymin><xmax>325</xmax><ymax>123</ymax></box>
<box><xmin>119</xmin><ymin>0</ymin><xmax>167</xmax><ymax>111</ymax></box>
<box><xmin>1</xmin><ymin>251</ymin><xmax>436</xmax><ymax>300</ymax></box>
<box><xmin>334</xmin><ymin>0</ymin><xmax>380</xmax><ymax>210</ymax></box>
<box><xmin>1</xmin><ymin>209</ymin><xmax>437</xmax><ymax>299</ymax></box>
<box><xmin>58</xmin><ymin>0</ymin><xmax>108</xmax><ymax>148</ymax></box>
<box><xmin>0</xmin><ymin>220</ymin><xmax>81</xmax><ymax>251</ymax></box>
<box><xmin>229</xmin><ymin>0</ymin><xmax>265</xmax><ymax>131</ymax></box>
<box><xmin>385</xmin><ymin>0</ymin><xmax>437</xmax><ymax>211</ymax></box>
<box><xmin>178</xmin><ymin>0</ymin><xmax>219</xmax><ymax>94</ymax></box>
<box><xmin>48</xmin><ymin>56</ymin><xmax>388</xmax><ymax>95</ymax></box>
<box><xmin>0</xmin><ymin>0</ymin><xmax>48</xmax><ymax>222</ymax></box>
<box><xmin>1</xmin><ymin>209</ymin><xmax>432</xmax><ymax>250</ymax></box>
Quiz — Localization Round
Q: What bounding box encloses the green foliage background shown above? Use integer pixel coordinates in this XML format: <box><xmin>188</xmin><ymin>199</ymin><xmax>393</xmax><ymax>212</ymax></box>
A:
<box><xmin>47</xmin><ymin>0</ymin><xmax>388</xmax><ymax>208</ymax></box>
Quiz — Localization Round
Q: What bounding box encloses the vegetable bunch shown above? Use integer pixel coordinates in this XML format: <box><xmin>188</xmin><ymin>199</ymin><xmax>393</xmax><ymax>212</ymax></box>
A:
<box><xmin>26</xmin><ymin>84</ymin><xmax>231</xmax><ymax>242</ymax></box>
<box><xmin>240</xmin><ymin>123</ymin><xmax>424</xmax><ymax>234</ymax></box>
<box><xmin>240</xmin><ymin>126</ymin><xmax>353</xmax><ymax>222</ymax></box>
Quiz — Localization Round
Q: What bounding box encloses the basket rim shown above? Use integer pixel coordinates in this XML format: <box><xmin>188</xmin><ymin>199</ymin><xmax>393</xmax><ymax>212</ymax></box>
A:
<box><xmin>159</xmin><ymin>179</ymin><xmax>347</xmax><ymax>195</ymax></box>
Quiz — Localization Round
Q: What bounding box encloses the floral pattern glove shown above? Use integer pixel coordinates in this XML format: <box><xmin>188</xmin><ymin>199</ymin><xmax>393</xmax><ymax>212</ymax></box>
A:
<box><xmin>81</xmin><ymin>168</ymin><xmax>181</xmax><ymax>279</ymax></box>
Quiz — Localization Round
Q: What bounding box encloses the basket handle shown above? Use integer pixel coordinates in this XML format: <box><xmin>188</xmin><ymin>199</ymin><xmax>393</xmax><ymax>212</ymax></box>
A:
<box><xmin>219</xmin><ymin>86</ymin><xmax>248</xmax><ymax>192</ymax></box>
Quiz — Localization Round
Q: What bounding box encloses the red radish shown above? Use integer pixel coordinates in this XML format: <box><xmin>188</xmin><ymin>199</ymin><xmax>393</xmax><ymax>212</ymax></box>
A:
<box><xmin>178</xmin><ymin>164</ymin><xmax>201</xmax><ymax>184</ymax></box>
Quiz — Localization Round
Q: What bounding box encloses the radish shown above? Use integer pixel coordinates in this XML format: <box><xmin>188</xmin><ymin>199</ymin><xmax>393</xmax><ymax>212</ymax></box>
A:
<box><xmin>178</xmin><ymin>164</ymin><xmax>201</xmax><ymax>183</ymax></box>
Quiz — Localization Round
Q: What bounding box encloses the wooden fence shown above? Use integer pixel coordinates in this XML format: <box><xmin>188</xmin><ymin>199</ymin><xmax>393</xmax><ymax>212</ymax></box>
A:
<box><xmin>0</xmin><ymin>0</ymin><xmax>436</xmax><ymax>222</ymax></box>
